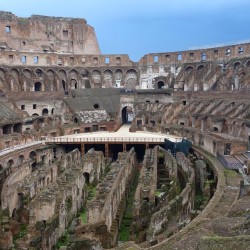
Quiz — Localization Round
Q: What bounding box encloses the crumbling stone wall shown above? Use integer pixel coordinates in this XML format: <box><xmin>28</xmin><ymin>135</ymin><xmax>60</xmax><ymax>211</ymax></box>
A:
<box><xmin>146</xmin><ymin>150</ymin><xmax>195</xmax><ymax>242</ymax></box>
<box><xmin>73</xmin><ymin>148</ymin><xmax>136</xmax><ymax>248</ymax></box>
<box><xmin>82</xmin><ymin>148</ymin><xmax>106</xmax><ymax>184</ymax></box>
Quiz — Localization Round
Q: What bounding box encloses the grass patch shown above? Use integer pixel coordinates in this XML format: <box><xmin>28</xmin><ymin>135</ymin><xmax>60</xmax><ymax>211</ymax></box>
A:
<box><xmin>56</xmin><ymin>230</ymin><xmax>69</xmax><ymax>249</ymax></box>
<box><xmin>119</xmin><ymin>223</ymin><xmax>130</xmax><ymax>241</ymax></box>
<box><xmin>13</xmin><ymin>224</ymin><xmax>27</xmax><ymax>242</ymax></box>
<box><xmin>80</xmin><ymin>208</ymin><xmax>87</xmax><ymax>224</ymax></box>
<box><xmin>224</xmin><ymin>169</ymin><xmax>238</xmax><ymax>178</ymax></box>
<box><xmin>86</xmin><ymin>184</ymin><xmax>96</xmax><ymax>201</ymax></box>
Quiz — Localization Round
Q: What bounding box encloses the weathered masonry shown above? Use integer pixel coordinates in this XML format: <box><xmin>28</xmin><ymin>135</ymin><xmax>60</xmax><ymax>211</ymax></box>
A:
<box><xmin>0</xmin><ymin>11</ymin><xmax>250</xmax><ymax>250</ymax></box>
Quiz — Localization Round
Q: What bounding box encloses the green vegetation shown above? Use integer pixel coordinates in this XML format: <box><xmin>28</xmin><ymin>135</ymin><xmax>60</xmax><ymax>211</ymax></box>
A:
<box><xmin>80</xmin><ymin>208</ymin><xmax>87</xmax><ymax>224</ymax></box>
<box><xmin>194</xmin><ymin>194</ymin><xmax>209</xmax><ymax>210</ymax></box>
<box><xmin>119</xmin><ymin>170</ymin><xmax>140</xmax><ymax>242</ymax></box>
<box><xmin>86</xmin><ymin>184</ymin><xmax>96</xmax><ymax>201</ymax></box>
<box><xmin>224</xmin><ymin>169</ymin><xmax>238</xmax><ymax>178</ymax></box>
<box><xmin>56</xmin><ymin>230</ymin><xmax>69</xmax><ymax>249</ymax></box>
<box><xmin>119</xmin><ymin>219</ymin><xmax>131</xmax><ymax>241</ymax></box>
<box><xmin>13</xmin><ymin>224</ymin><xmax>27</xmax><ymax>242</ymax></box>
<box><xmin>155</xmin><ymin>190</ymin><xmax>162</xmax><ymax>197</ymax></box>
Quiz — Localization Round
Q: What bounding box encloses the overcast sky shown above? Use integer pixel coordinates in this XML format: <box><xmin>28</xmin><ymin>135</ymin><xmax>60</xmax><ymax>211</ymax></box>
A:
<box><xmin>1</xmin><ymin>0</ymin><xmax>250</xmax><ymax>61</ymax></box>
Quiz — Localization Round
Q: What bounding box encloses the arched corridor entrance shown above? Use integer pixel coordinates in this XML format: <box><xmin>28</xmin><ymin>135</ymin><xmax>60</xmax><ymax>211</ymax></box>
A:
<box><xmin>34</xmin><ymin>82</ymin><xmax>42</xmax><ymax>91</ymax></box>
<box><xmin>121</xmin><ymin>106</ymin><xmax>134</xmax><ymax>124</ymax></box>
<box><xmin>157</xmin><ymin>81</ymin><xmax>165</xmax><ymax>89</ymax></box>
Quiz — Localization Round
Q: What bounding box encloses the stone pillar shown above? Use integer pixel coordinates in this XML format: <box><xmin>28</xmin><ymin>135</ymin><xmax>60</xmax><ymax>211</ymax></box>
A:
<box><xmin>146</xmin><ymin>143</ymin><xmax>149</xmax><ymax>150</ymax></box>
<box><xmin>123</xmin><ymin>143</ymin><xmax>126</xmax><ymax>152</ymax></box>
<box><xmin>81</xmin><ymin>143</ymin><xmax>85</xmax><ymax>156</ymax></box>
<box><xmin>105</xmin><ymin>143</ymin><xmax>109</xmax><ymax>157</ymax></box>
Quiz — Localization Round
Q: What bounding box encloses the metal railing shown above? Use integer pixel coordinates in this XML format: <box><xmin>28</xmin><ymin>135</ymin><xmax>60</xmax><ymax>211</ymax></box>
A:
<box><xmin>46</xmin><ymin>136</ymin><xmax>167</xmax><ymax>143</ymax></box>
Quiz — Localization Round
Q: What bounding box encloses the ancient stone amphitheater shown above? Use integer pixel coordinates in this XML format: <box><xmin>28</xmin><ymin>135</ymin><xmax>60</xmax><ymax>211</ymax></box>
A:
<box><xmin>0</xmin><ymin>11</ymin><xmax>250</xmax><ymax>250</ymax></box>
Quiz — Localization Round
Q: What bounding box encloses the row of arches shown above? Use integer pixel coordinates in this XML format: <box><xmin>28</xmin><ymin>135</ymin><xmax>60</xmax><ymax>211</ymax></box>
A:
<box><xmin>0</xmin><ymin>67</ymin><xmax>139</xmax><ymax>93</ymax></box>
<box><xmin>184</xmin><ymin>60</ymin><xmax>250</xmax><ymax>75</ymax></box>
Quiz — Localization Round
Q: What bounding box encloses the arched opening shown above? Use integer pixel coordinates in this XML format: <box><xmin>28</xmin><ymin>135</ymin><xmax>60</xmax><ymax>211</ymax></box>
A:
<box><xmin>121</xmin><ymin>106</ymin><xmax>134</xmax><ymax>124</ymax></box>
<box><xmin>41</xmin><ymin>155</ymin><xmax>47</xmax><ymax>164</ymax></box>
<box><xmin>61</xmin><ymin>80</ymin><xmax>68</xmax><ymax>95</ymax></box>
<box><xmin>51</xmin><ymin>108</ymin><xmax>54</xmax><ymax>115</ymax></box>
<box><xmin>35</xmin><ymin>69</ymin><xmax>43</xmax><ymax>78</ymax></box>
<box><xmin>3</xmin><ymin>124</ymin><xmax>12</xmax><ymax>135</ymax></box>
<box><xmin>12</xmin><ymin>208</ymin><xmax>17</xmax><ymax>219</ymax></box>
<box><xmin>42</xmin><ymin>108</ymin><xmax>49</xmax><ymax>116</ymax></box>
<box><xmin>74</xmin><ymin>117</ymin><xmax>78</xmax><ymax>123</ymax></box>
<box><xmin>197</xmin><ymin>65</ymin><xmax>205</xmax><ymax>72</ymax></box>
<box><xmin>103</xmin><ymin>70</ymin><xmax>113</xmax><ymax>88</ymax></box>
<box><xmin>185</xmin><ymin>66</ymin><xmax>194</xmax><ymax>74</ymax></box>
<box><xmin>234</xmin><ymin>62</ymin><xmax>242</xmax><ymax>71</ymax></box>
<box><xmin>246</xmin><ymin>61</ymin><xmax>250</xmax><ymax>69</ymax></box>
<box><xmin>0</xmin><ymin>165</ymin><xmax>3</xmax><ymax>172</ymax></box>
<box><xmin>157</xmin><ymin>81</ymin><xmax>165</xmax><ymax>89</ymax></box>
<box><xmin>125</xmin><ymin>69</ymin><xmax>137</xmax><ymax>89</ymax></box>
<box><xmin>71</xmin><ymin>79</ymin><xmax>77</xmax><ymax>89</ymax></box>
<box><xmin>92</xmin><ymin>70</ymin><xmax>102</xmax><ymax>88</ymax></box>
<box><xmin>83</xmin><ymin>172</ymin><xmax>90</xmax><ymax>184</ymax></box>
<box><xmin>17</xmin><ymin>155</ymin><xmax>25</xmax><ymax>166</ymax></box>
<box><xmin>29</xmin><ymin>151</ymin><xmax>36</xmax><ymax>161</ymax></box>
<box><xmin>13</xmin><ymin>123</ymin><xmax>22</xmax><ymax>133</ymax></box>
<box><xmin>7</xmin><ymin>159</ymin><xmax>14</xmax><ymax>171</ymax></box>
<box><xmin>31</xmin><ymin>162</ymin><xmax>36</xmax><ymax>172</ymax></box>
<box><xmin>115</xmin><ymin>69</ymin><xmax>123</xmax><ymax>87</ymax></box>
<box><xmin>93</xmin><ymin>103</ymin><xmax>99</xmax><ymax>109</ymax></box>
<box><xmin>34</xmin><ymin>82</ymin><xmax>42</xmax><ymax>91</ymax></box>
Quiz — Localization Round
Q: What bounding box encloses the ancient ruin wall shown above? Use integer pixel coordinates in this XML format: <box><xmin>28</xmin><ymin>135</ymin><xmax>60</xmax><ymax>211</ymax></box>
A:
<box><xmin>0</xmin><ymin>11</ymin><xmax>100</xmax><ymax>55</ymax></box>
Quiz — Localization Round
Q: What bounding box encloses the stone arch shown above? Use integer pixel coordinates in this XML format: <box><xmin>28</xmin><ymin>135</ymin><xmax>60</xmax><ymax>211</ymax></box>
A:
<box><xmin>83</xmin><ymin>172</ymin><xmax>90</xmax><ymax>184</ymax></box>
<box><xmin>29</xmin><ymin>151</ymin><xmax>36</xmax><ymax>161</ymax></box>
<box><xmin>34</xmin><ymin>82</ymin><xmax>42</xmax><ymax>91</ymax></box>
<box><xmin>91</xmin><ymin>70</ymin><xmax>102</xmax><ymax>88</ymax></box>
<box><xmin>121</xmin><ymin>105</ymin><xmax>134</xmax><ymax>124</ymax></box>
<box><xmin>7</xmin><ymin>159</ymin><xmax>14</xmax><ymax>169</ymax></box>
<box><xmin>103</xmin><ymin>69</ymin><xmax>113</xmax><ymax>88</ymax></box>
<box><xmin>156</xmin><ymin>81</ymin><xmax>165</xmax><ymax>89</ymax></box>
<box><xmin>46</xmin><ymin>69</ymin><xmax>55</xmax><ymax>80</ymax></box>
<box><xmin>32</xmin><ymin>113</ymin><xmax>39</xmax><ymax>117</ymax></box>
<box><xmin>58</xmin><ymin>69</ymin><xmax>68</xmax><ymax>94</ymax></box>
<box><xmin>245</xmin><ymin>60</ymin><xmax>250</xmax><ymax>69</ymax></box>
<box><xmin>70</xmin><ymin>79</ymin><xmax>78</xmax><ymax>89</ymax></box>
<box><xmin>23</xmin><ymin>68</ymin><xmax>32</xmax><ymax>79</ymax></box>
<box><xmin>197</xmin><ymin>65</ymin><xmax>205</xmax><ymax>72</ymax></box>
<box><xmin>17</xmin><ymin>155</ymin><xmax>25</xmax><ymax>166</ymax></box>
<box><xmin>80</xmin><ymin>69</ymin><xmax>89</xmax><ymax>77</ymax></box>
<box><xmin>9</xmin><ymin>68</ymin><xmax>20</xmax><ymax>91</ymax></box>
<box><xmin>0</xmin><ymin>68</ymin><xmax>6</xmax><ymax>91</ymax></box>
<box><xmin>35</xmin><ymin>68</ymin><xmax>43</xmax><ymax>78</ymax></box>
<box><xmin>115</xmin><ymin>69</ymin><xmax>123</xmax><ymax>87</ymax></box>
<box><xmin>69</xmin><ymin>69</ymin><xmax>78</xmax><ymax>78</ymax></box>
<box><xmin>42</xmin><ymin>108</ymin><xmax>49</xmax><ymax>116</ymax></box>
<box><xmin>21</xmin><ymin>68</ymin><xmax>32</xmax><ymax>91</ymax></box>
<box><xmin>125</xmin><ymin>69</ymin><xmax>138</xmax><ymax>89</ymax></box>
<box><xmin>0</xmin><ymin>68</ymin><xmax>6</xmax><ymax>79</ymax></box>
<box><xmin>69</xmin><ymin>69</ymin><xmax>79</xmax><ymax>89</ymax></box>
<box><xmin>13</xmin><ymin>123</ymin><xmax>22</xmax><ymax>133</ymax></box>
<box><xmin>185</xmin><ymin>66</ymin><xmax>194</xmax><ymax>74</ymax></box>
<box><xmin>58</xmin><ymin>69</ymin><xmax>67</xmax><ymax>80</ymax></box>
<box><xmin>234</xmin><ymin>61</ymin><xmax>242</xmax><ymax>73</ymax></box>
<box><xmin>46</xmin><ymin>69</ymin><xmax>57</xmax><ymax>91</ymax></box>
<box><xmin>3</xmin><ymin>124</ymin><xmax>12</xmax><ymax>135</ymax></box>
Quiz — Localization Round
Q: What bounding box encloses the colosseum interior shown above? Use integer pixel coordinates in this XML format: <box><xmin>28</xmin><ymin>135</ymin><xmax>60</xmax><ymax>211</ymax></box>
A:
<box><xmin>0</xmin><ymin>11</ymin><xmax>250</xmax><ymax>250</ymax></box>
